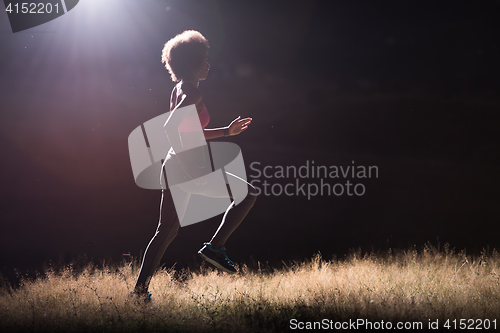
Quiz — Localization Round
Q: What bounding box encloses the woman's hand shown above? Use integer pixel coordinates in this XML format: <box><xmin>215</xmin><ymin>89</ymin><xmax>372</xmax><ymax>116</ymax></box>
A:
<box><xmin>227</xmin><ymin>116</ymin><xmax>252</xmax><ymax>136</ymax></box>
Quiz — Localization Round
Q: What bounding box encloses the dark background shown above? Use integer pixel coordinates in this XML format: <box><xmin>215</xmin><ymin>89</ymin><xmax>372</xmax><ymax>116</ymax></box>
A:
<box><xmin>1</xmin><ymin>0</ymin><xmax>499</xmax><ymax>284</ymax></box>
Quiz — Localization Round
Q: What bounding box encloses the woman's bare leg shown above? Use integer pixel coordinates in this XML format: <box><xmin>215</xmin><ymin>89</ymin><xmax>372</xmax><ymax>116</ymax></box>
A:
<box><xmin>209</xmin><ymin>183</ymin><xmax>257</xmax><ymax>249</ymax></box>
<box><xmin>134</xmin><ymin>189</ymin><xmax>180</xmax><ymax>293</ymax></box>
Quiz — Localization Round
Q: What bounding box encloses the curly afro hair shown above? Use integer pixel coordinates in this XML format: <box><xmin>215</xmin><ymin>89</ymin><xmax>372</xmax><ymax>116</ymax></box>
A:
<box><xmin>161</xmin><ymin>30</ymin><xmax>209</xmax><ymax>82</ymax></box>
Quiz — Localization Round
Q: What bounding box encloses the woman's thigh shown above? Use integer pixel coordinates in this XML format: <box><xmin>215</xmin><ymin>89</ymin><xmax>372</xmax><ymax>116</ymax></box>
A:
<box><xmin>174</xmin><ymin>170</ymin><xmax>254</xmax><ymax>199</ymax></box>
<box><xmin>163</xmin><ymin>152</ymin><xmax>254</xmax><ymax>199</ymax></box>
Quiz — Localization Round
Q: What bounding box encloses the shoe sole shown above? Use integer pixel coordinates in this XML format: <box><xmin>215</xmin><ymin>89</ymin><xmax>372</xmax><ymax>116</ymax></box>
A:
<box><xmin>198</xmin><ymin>251</ymin><xmax>237</xmax><ymax>274</ymax></box>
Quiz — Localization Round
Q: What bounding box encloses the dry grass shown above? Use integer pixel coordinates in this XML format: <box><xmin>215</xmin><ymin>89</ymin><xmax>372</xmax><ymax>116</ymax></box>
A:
<box><xmin>1</xmin><ymin>244</ymin><xmax>500</xmax><ymax>332</ymax></box>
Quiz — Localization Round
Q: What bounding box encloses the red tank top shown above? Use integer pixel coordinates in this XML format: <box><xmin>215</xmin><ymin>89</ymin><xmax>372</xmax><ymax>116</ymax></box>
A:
<box><xmin>171</xmin><ymin>81</ymin><xmax>210</xmax><ymax>132</ymax></box>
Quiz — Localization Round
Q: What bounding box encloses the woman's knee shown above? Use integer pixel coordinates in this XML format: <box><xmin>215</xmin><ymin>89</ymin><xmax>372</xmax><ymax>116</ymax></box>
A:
<box><xmin>171</xmin><ymin>220</ymin><xmax>180</xmax><ymax>237</ymax></box>
<box><xmin>157</xmin><ymin>217</ymin><xmax>180</xmax><ymax>239</ymax></box>
<box><xmin>244</xmin><ymin>185</ymin><xmax>258</xmax><ymax>205</ymax></box>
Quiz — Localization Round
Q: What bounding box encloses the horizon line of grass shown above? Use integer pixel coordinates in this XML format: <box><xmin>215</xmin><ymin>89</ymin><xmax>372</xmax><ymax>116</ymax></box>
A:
<box><xmin>1</xmin><ymin>242</ymin><xmax>500</xmax><ymax>332</ymax></box>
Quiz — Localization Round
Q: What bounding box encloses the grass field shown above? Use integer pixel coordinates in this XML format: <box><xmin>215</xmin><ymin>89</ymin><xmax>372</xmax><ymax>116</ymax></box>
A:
<box><xmin>1</xmin><ymin>244</ymin><xmax>499</xmax><ymax>332</ymax></box>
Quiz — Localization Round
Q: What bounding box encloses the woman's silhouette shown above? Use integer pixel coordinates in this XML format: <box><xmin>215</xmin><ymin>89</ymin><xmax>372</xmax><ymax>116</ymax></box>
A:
<box><xmin>133</xmin><ymin>30</ymin><xmax>257</xmax><ymax>301</ymax></box>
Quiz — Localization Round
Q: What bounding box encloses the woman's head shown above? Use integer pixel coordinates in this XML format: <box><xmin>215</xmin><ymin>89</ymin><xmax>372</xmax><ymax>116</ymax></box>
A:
<box><xmin>161</xmin><ymin>30</ymin><xmax>210</xmax><ymax>82</ymax></box>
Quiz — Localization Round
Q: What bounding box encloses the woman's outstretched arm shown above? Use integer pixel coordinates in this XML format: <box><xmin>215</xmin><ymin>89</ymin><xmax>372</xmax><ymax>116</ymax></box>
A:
<box><xmin>203</xmin><ymin>116</ymin><xmax>253</xmax><ymax>140</ymax></box>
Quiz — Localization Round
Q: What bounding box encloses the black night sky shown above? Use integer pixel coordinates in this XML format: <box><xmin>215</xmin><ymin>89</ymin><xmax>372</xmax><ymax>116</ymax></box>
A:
<box><xmin>0</xmin><ymin>0</ymin><xmax>499</xmax><ymax>284</ymax></box>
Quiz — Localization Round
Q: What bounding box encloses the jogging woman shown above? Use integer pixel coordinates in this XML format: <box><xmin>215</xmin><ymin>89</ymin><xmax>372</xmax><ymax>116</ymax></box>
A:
<box><xmin>133</xmin><ymin>30</ymin><xmax>257</xmax><ymax>300</ymax></box>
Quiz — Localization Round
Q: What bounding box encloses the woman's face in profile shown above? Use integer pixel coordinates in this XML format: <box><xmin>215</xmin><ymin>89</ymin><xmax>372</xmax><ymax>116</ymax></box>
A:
<box><xmin>198</xmin><ymin>52</ymin><xmax>210</xmax><ymax>80</ymax></box>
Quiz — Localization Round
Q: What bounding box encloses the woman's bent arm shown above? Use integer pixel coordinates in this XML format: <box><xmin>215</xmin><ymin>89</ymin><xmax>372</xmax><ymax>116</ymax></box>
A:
<box><xmin>203</xmin><ymin>127</ymin><xmax>228</xmax><ymax>140</ymax></box>
<box><xmin>203</xmin><ymin>116</ymin><xmax>252</xmax><ymax>140</ymax></box>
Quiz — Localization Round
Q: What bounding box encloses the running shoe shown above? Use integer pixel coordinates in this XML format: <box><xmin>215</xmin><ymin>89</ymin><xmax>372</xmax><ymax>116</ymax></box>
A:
<box><xmin>198</xmin><ymin>242</ymin><xmax>237</xmax><ymax>273</ymax></box>
<box><xmin>130</xmin><ymin>290</ymin><xmax>155</xmax><ymax>307</ymax></box>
